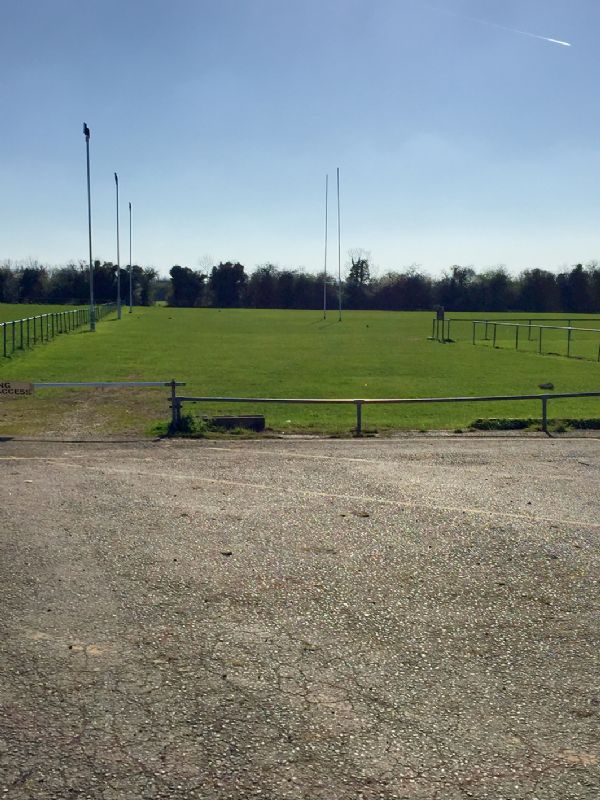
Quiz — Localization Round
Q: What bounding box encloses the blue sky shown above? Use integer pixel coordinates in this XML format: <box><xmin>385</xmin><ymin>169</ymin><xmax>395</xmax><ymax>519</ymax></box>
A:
<box><xmin>1</xmin><ymin>0</ymin><xmax>598</xmax><ymax>277</ymax></box>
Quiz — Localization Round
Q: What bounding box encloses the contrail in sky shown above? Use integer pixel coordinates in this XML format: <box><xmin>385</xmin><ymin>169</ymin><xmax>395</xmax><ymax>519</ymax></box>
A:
<box><xmin>467</xmin><ymin>15</ymin><xmax>571</xmax><ymax>47</ymax></box>
<box><xmin>421</xmin><ymin>3</ymin><xmax>572</xmax><ymax>47</ymax></box>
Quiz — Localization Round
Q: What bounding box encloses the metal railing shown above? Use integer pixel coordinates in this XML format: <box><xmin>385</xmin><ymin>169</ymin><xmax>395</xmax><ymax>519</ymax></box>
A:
<box><xmin>171</xmin><ymin>391</ymin><xmax>600</xmax><ymax>434</ymax></box>
<box><xmin>469</xmin><ymin>319</ymin><xmax>600</xmax><ymax>360</ymax></box>
<box><xmin>434</xmin><ymin>316</ymin><xmax>600</xmax><ymax>343</ymax></box>
<box><xmin>1</xmin><ymin>303</ymin><xmax>116</xmax><ymax>358</ymax></box>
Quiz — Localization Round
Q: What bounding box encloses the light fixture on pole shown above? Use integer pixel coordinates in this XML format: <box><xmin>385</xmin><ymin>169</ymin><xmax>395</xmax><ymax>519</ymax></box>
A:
<box><xmin>83</xmin><ymin>122</ymin><xmax>95</xmax><ymax>332</ymax></box>
<box><xmin>128</xmin><ymin>201</ymin><xmax>133</xmax><ymax>313</ymax></box>
<box><xmin>115</xmin><ymin>172</ymin><xmax>121</xmax><ymax>319</ymax></box>
<box><xmin>323</xmin><ymin>174</ymin><xmax>328</xmax><ymax>320</ymax></box>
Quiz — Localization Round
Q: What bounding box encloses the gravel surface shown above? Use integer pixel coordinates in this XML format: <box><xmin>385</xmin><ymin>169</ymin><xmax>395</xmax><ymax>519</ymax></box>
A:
<box><xmin>1</xmin><ymin>436</ymin><xmax>599</xmax><ymax>799</ymax></box>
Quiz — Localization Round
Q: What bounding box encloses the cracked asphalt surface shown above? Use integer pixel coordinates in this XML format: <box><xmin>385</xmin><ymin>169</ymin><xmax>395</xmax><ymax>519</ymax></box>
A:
<box><xmin>1</xmin><ymin>436</ymin><xmax>599</xmax><ymax>799</ymax></box>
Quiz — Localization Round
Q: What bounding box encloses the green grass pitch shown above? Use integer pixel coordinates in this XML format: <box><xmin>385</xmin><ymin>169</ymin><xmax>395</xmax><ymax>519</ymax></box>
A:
<box><xmin>1</xmin><ymin>305</ymin><xmax>599</xmax><ymax>435</ymax></box>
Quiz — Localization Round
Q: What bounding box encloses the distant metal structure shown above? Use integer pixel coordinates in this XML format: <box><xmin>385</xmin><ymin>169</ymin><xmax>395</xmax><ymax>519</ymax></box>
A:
<box><xmin>83</xmin><ymin>122</ymin><xmax>95</xmax><ymax>332</ymax></box>
<box><xmin>115</xmin><ymin>172</ymin><xmax>122</xmax><ymax>319</ymax></box>
<box><xmin>128</xmin><ymin>201</ymin><xmax>133</xmax><ymax>313</ymax></box>
<box><xmin>337</xmin><ymin>167</ymin><xmax>342</xmax><ymax>322</ymax></box>
<box><xmin>323</xmin><ymin>174</ymin><xmax>328</xmax><ymax>320</ymax></box>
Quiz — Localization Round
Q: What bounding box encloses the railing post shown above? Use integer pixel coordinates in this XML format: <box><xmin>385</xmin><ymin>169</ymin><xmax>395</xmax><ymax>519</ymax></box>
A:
<box><xmin>355</xmin><ymin>400</ymin><xmax>363</xmax><ymax>436</ymax></box>
<box><xmin>567</xmin><ymin>327</ymin><xmax>572</xmax><ymax>358</ymax></box>
<box><xmin>170</xmin><ymin>380</ymin><xmax>178</xmax><ymax>429</ymax></box>
<box><xmin>541</xmin><ymin>396</ymin><xmax>548</xmax><ymax>433</ymax></box>
<box><xmin>539</xmin><ymin>326</ymin><xmax>543</xmax><ymax>354</ymax></box>
<box><xmin>26</xmin><ymin>317</ymin><xmax>30</xmax><ymax>348</ymax></box>
<box><xmin>528</xmin><ymin>319</ymin><xmax>532</xmax><ymax>341</ymax></box>
<box><xmin>493</xmin><ymin>323</ymin><xmax>497</xmax><ymax>348</ymax></box>
<box><xmin>20</xmin><ymin>318</ymin><xmax>24</xmax><ymax>349</ymax></box>
<box><xmin>472</xmin><ymin>320</ymin><xmax>476</xmax><ymax>345</ymax></box>
<box><xmin>515</xmin><ymin>324</ymin><xmax>519</xmax><ymax>350</ymax></box>
<box><xmin>485</xmin><ymin>321</ymin><xmax>489</xmax><ymax>340</ymax></box>
<box><xmin>12</xmin><ymin>320</ymin><xmax>15</xmax><ymax>354</ymax></box>
<box><xmin>2</xmin><ymin>323</ymin><xmax>6</xmax><ymax>357</ymax></box>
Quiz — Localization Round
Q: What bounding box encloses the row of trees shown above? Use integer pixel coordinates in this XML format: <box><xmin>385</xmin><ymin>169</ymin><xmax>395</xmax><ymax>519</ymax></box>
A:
<box><xmin>169</xmin><ymin>257</ymin><xmax>600</xmax><ymax>314</ymax></box>
<box><xmin>0</xmin><ymin>261</ymin><xmax>157</xmax><ymax>306</ymax></box>
<box><xmin>3</xmin><ymin>256</ymin><xmax>600</xmax><ymax>313</ymax></box>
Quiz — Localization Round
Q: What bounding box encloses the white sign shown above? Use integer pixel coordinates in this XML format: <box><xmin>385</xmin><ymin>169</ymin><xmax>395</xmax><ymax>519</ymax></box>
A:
<box><xmin>0</xmin><ymin>381</ymin><xmax>34</xmax><ymax>397</ymax></box>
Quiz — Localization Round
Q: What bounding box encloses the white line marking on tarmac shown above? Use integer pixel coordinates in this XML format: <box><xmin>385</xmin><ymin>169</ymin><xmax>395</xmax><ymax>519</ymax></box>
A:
<box><xmin>1</xmin><ymin>455</ymin><xmax>598</xmax><ymax>530</ymax></box>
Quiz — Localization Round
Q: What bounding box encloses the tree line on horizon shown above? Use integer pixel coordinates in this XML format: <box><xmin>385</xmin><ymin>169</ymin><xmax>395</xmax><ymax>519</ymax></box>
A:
<box><xmin>0</xmin><ymin>260</ymin><xmax>157</xmax><ymax>307</ymax></box>
<box><xmin>168</xmin><ymin>257</ymin><xmax>600</xmax><ymax>314</ymax></box>
<box><xmin>2</xmin><ymin>256</ymin><xmax>600</xmax><ymax>313</ymax></box>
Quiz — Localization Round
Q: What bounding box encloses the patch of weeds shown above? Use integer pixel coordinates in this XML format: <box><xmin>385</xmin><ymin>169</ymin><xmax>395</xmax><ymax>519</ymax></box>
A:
<box><xmin>469</xmin><ymin>417</ymin><xmax>536</xmax><ymax>431</ymax></box>
<box><xmin>168</xmin><ymin>412</ymin><xmax>208</xmax><ymax>438</ymax></box>
<box><xmin>554</xmin><ymin>418</ymin><xmax>600</xmax><ymax>431</ymax></box>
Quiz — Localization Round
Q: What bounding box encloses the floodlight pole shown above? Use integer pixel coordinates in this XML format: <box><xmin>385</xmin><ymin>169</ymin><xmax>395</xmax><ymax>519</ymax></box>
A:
<box><xmin>115</xmin><ymin>172</ymin><xmax>121</xmax><ymax>319</ymax></box>
<box><xmin>128</xmin><ymin>201</ymin><xmax>133</xmax><ymax>313</ymax></box>
<box><xmin>323</xmin><ymin>174</ymin><xmax>328</xmax><ymax>319</ymax></box>
<box><xmin>83</xmin><ymin>122</ymin><xmax>95</xmax><ymax>332</ymax></box>
<box><xmin>337</xmin><ymin>167</ymin><xmax>342</xmax><ymax>322</ymax></box>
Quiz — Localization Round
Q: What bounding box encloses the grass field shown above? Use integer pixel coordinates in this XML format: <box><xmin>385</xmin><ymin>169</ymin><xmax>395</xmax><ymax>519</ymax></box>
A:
<box><xmin>1</xmin><ymin>306</ymin><xmax>599</xmax><ymax>436</ymax></box>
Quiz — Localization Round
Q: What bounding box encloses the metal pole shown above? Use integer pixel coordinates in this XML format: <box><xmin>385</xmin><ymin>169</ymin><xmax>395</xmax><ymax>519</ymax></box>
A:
<box><xmin>115</xmin><ymin>172</ymin><xmax>121</xmax><ymax>319</ymax></box>
<box><xmin>541</xmin><ymin>396</ymin><xmax>548</xmax><ymax>433</ymax></box>
<box><xmin>493</xmin><ymin>323</ymin><xmax>497</xmax><ymax>348</ymax></box>
<box><xmin>472</xmin><ymin>320</ymin><xmax>476</xmax><ymax>345</ymax></box>
<box><xmin>567</xmin><ymin>327</ymin><xmax>572</xmax><ymax>358</ymax></box>
<box><xmin>84</xmin><ymin>123</ymin><xmax>95</xmax><ymax>331</ymax></box>
<box><xmin>2</xmin><ymin>324</ymin><xmax>6</xmax><ymax>357</ymax></box>
<box><xmin>515</xmin><ymin>324</ymin><xmax>519</xmax><ymax>350</ymax></box>
<box><xmin>528</xmin><ymin>319</ymin><xmax>532</xmax><ymax>341</ymax></box>
<box><xmin>128</xmin><ymin>201</ymin><xmax>133</xmax><ymax>313</ymax></box>
<box><xmin>355</xmin><ymin>401</ymin><xmax>362</xmax><ymax>435</ymax></box>
<box><xmin>20</xmin><ymin>318</ymin><xmax>23</xmax><ymax>349</ymax></box>
<box><xmin>539</xmin><ymin>326</ymin><xmax>543</xmax><ymax>354</ymax></box>
<box><xmin>12</xmin><ymin>321</ymin><xmax>15</xmax><ymax>353</ymax></box>
<box><xmin>337</xmin><ymin>167</ymin><xmax>342</xmax><ymax>322</ymax></box>
<box><xmin>323</xmin><ymin>174</ymin><xmax>328</xmax><ymax>319</ymax></box>
<box><xmin>485</xmin><ymin>321</ymin><xmax>489</xmax><ymax>340</ymax></box>
<box><xmin>170</xmin><ymin>379</ymin><xmax>178</xmax><ymax>429</ymax></box>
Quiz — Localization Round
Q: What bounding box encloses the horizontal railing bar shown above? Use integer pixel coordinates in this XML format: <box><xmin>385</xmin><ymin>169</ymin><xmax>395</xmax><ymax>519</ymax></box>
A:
<box><xmin>176</xmin><ymin>392</ymin><xmax>600</xmax><ymax>405</ymax></box>
<box><xmin>471</xmin><ymin>320</ymin><xmax>600</xmax><ymax>333</ymax></box>
<box><xmin>176</xmin><ymin>396</ymin><xmax>356</xmax><ymax>405</ymax></box>
<box><xmin>34</xmin><ymin>381</ymin><xmax>185</xmax><ymax>389</ymax></box>
<box><xmin>444</xmin><ymin>317</ymin><xmax>600</xmax><ymax>323</ymax></box>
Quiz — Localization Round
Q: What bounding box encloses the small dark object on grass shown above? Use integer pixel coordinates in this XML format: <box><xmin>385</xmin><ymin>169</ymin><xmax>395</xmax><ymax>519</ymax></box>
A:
<box><xmin>539</xmin><ymin>382</ymin><xmax>554</xmax><ymax>390</ymax></box>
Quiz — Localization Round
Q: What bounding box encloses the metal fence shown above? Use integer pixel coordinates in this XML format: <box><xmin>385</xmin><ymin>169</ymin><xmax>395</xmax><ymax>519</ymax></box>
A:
<box><xmin>171</xmin><ymin>391</ymin><xmax>600</xmax><ymax>434</ymax></box>
<box><xmin>469</xmin><ymin>319</ymin><xmax>600</xmax><ymax>361</ymax></box>
<box><xmin>1</xmin><ymin>303</ymin><xmax>116</xmax><ymax>358</ymax></box>
<box><xmin>434</xmin><ymin>315</ymin><xmax>600</xmax><ymax>343</ymax></box>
